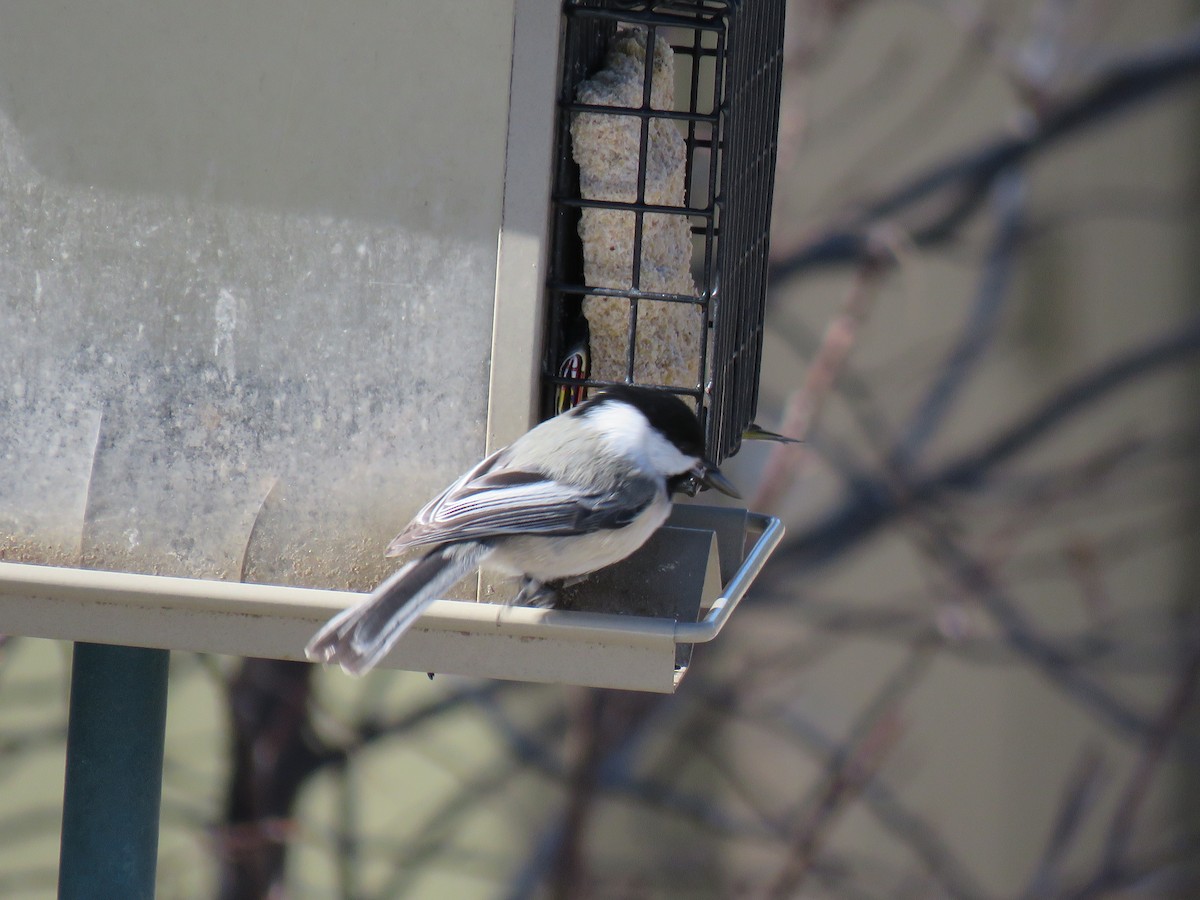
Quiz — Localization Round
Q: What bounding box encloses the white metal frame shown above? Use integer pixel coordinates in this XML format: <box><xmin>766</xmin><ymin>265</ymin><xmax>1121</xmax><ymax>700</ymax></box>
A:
<box><xmin>485</xmin><ymin>0</ymin><xmax>563</xmax><ymax>450</ymax></box>
<box><xmin>0</xmin><ymin>514</ymin><xmax>780</xmax><ymax>692</ymax></box>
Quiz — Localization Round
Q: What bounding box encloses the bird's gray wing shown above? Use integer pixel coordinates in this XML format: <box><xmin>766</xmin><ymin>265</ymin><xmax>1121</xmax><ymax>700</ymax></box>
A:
<box><xmin>386</xmin><ymin>461</ymin><xmax>658</xmax><ymax>556</ymax></box>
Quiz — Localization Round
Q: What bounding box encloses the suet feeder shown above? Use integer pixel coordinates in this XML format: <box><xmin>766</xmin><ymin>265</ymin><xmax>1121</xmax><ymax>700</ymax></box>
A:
<box><xmin>0</xmin><ymin>2</ymin><xmax>785</xmax><ymax>886</ymax></box>
<box><xmin>0</xmin><ymin>0</ymin><xmax>787</xmax><ymax>705</ymax></box>
<box><xmin>0</xmin><ymin>0</ymin><xmax>787</xmax><ymax>696</ymax></box>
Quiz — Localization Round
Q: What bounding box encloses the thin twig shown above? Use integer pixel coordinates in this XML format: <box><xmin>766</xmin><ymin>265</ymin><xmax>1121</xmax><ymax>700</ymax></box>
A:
<box><xmin>1022</xmin><ymin>746</ymin><xmax>1107</xmax><ymax>899</ymax></box>
<box><xmin>891</xmin><ymin>169</ymin><xmax>1026</xmax><ymax>471</ymax></box>
<box><xmin>752</xmin><ymin>258</ymin><xmax>889</xmax><ymax>514</ymax></box>
<box><xmin>772</xmin><ymin>314</ymin><xmax>1200</xmax><ymax>568</ymax></box>
<box><xmin>916</xmin><ymin>516</ymin><xmax>1156</xmax><ymax>739</ymax></box>
<box><xmin>766</xmin><ymin>645</ymin><xmax>933</xmax><ymax>898</ymax></box>
<box><xmin>767</xmin><ymin>712</ymin><xmax>906</xmax><ymax>898</ymax></box>
<box><xmin>1089</xmin><ymin>634</ymin><xmax>1200</xmax><ymax>890</ymax></box>
<box><xmin>769</xmin><ymin>23</ymin><xmax>1200</xmax><ymax>279</ymax></box>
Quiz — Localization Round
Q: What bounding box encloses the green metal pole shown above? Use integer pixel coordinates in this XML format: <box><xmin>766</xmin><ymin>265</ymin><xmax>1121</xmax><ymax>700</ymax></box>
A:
<box><xmin>58</xmin><ymin>642</ymin><xmax>170</xmax><ymax>900</ymax></box>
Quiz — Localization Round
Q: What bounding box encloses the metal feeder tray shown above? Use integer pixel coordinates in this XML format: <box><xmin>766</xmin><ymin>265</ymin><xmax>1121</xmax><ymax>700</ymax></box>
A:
<box><xmin>0</xmin><ymin>504</ymin><xmax>781</xmax><ymax>693</ymax></box>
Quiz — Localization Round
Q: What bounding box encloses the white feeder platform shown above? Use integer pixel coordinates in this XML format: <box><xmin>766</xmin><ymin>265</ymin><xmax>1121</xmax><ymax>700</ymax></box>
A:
<box><xmin>0</xmin><ymin>507</ymin><xmax>781</xmax><ymax>693</ymax></box>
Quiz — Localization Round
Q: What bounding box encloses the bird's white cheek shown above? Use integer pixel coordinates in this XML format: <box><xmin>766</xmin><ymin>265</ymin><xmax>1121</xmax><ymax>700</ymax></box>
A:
<box><xmin>585</xmin><ymin>402</ymin><xmax>698</xmax><ymax>478</ymax></box>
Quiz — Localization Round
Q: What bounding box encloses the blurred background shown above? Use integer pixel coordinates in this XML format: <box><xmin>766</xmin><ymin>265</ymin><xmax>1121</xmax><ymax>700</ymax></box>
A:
<box><xmin>2</xmin><ymin>1</ymin><xmax>1200</xmax><ymax>897</ymax></box>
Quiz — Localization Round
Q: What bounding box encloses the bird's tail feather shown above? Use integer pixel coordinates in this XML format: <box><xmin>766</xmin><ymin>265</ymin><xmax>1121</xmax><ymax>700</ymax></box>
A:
<box><xmin>305</xmin><ymin>543</ymin><xmax>489</xmax><ymax>676</ymax></box>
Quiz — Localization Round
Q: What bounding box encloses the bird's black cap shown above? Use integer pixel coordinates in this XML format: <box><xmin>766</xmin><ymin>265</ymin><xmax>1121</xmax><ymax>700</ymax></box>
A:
<box><xmin>579</xmin><ymin>385</ymin><xmax>705</xmax><ymax>459</ymax></box>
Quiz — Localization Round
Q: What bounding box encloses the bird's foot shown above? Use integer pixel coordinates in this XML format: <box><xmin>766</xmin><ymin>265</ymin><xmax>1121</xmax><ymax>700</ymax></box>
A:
<box><xmin>513</xmin><ymin>576</ymin><xmax>558</xmax><ymax>609</ymax></box>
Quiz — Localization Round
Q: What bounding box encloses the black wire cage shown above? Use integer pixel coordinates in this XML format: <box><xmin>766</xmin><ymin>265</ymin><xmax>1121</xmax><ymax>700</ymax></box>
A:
<box><xmin>543</xmin><ymin>0</ymin><xmax>786</xmax><ymax>463</ymax></box>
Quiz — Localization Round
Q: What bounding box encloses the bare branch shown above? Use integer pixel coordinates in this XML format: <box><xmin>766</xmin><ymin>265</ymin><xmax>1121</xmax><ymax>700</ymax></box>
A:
<box><xmin>891</xmin><ymin>170</ymin><xmax>1026</xmax><ymax>471</ymax></box>
<box><xmin>766</xmin><ymin>646</ymin><xmax>932</xmax><ymax>898</ymax></box>
<box><xmin>752</xmin><ymin>258</ymin><xmax>889</xmax><ymax>513</ymax></box>
<box><xmin>774</xmin><ymin>314</ymin><xmax>1200</xmax><ymax>568</ymax></box>
<box><xmin>1089</xmin><ymin>635</ymin><xmax>1200</xmax><ymax>890</ymax></box>
<box><xmin>769</xmin><ymin>23</ymin><xmax>1200</xmax><ymax>278</ymax></box>
<box><xmin>1023</xmin><ymin>746</ymin><xmax>1108</xmax><ymax>899</ymax></box>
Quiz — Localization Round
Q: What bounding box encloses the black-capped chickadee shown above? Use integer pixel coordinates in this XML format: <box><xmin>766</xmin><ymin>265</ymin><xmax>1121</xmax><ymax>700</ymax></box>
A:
<box><xmin>305</xmin><ymin>385</ymin><xmax>739</xmax><ymax>675</ymax></box>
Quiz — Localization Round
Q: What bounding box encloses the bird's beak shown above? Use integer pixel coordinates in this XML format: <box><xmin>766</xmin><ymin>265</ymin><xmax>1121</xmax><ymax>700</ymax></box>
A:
<box><xmin>692</xmin><ymin>461</ymin><xmax>741</xmax><ymax>499</ymax></box>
